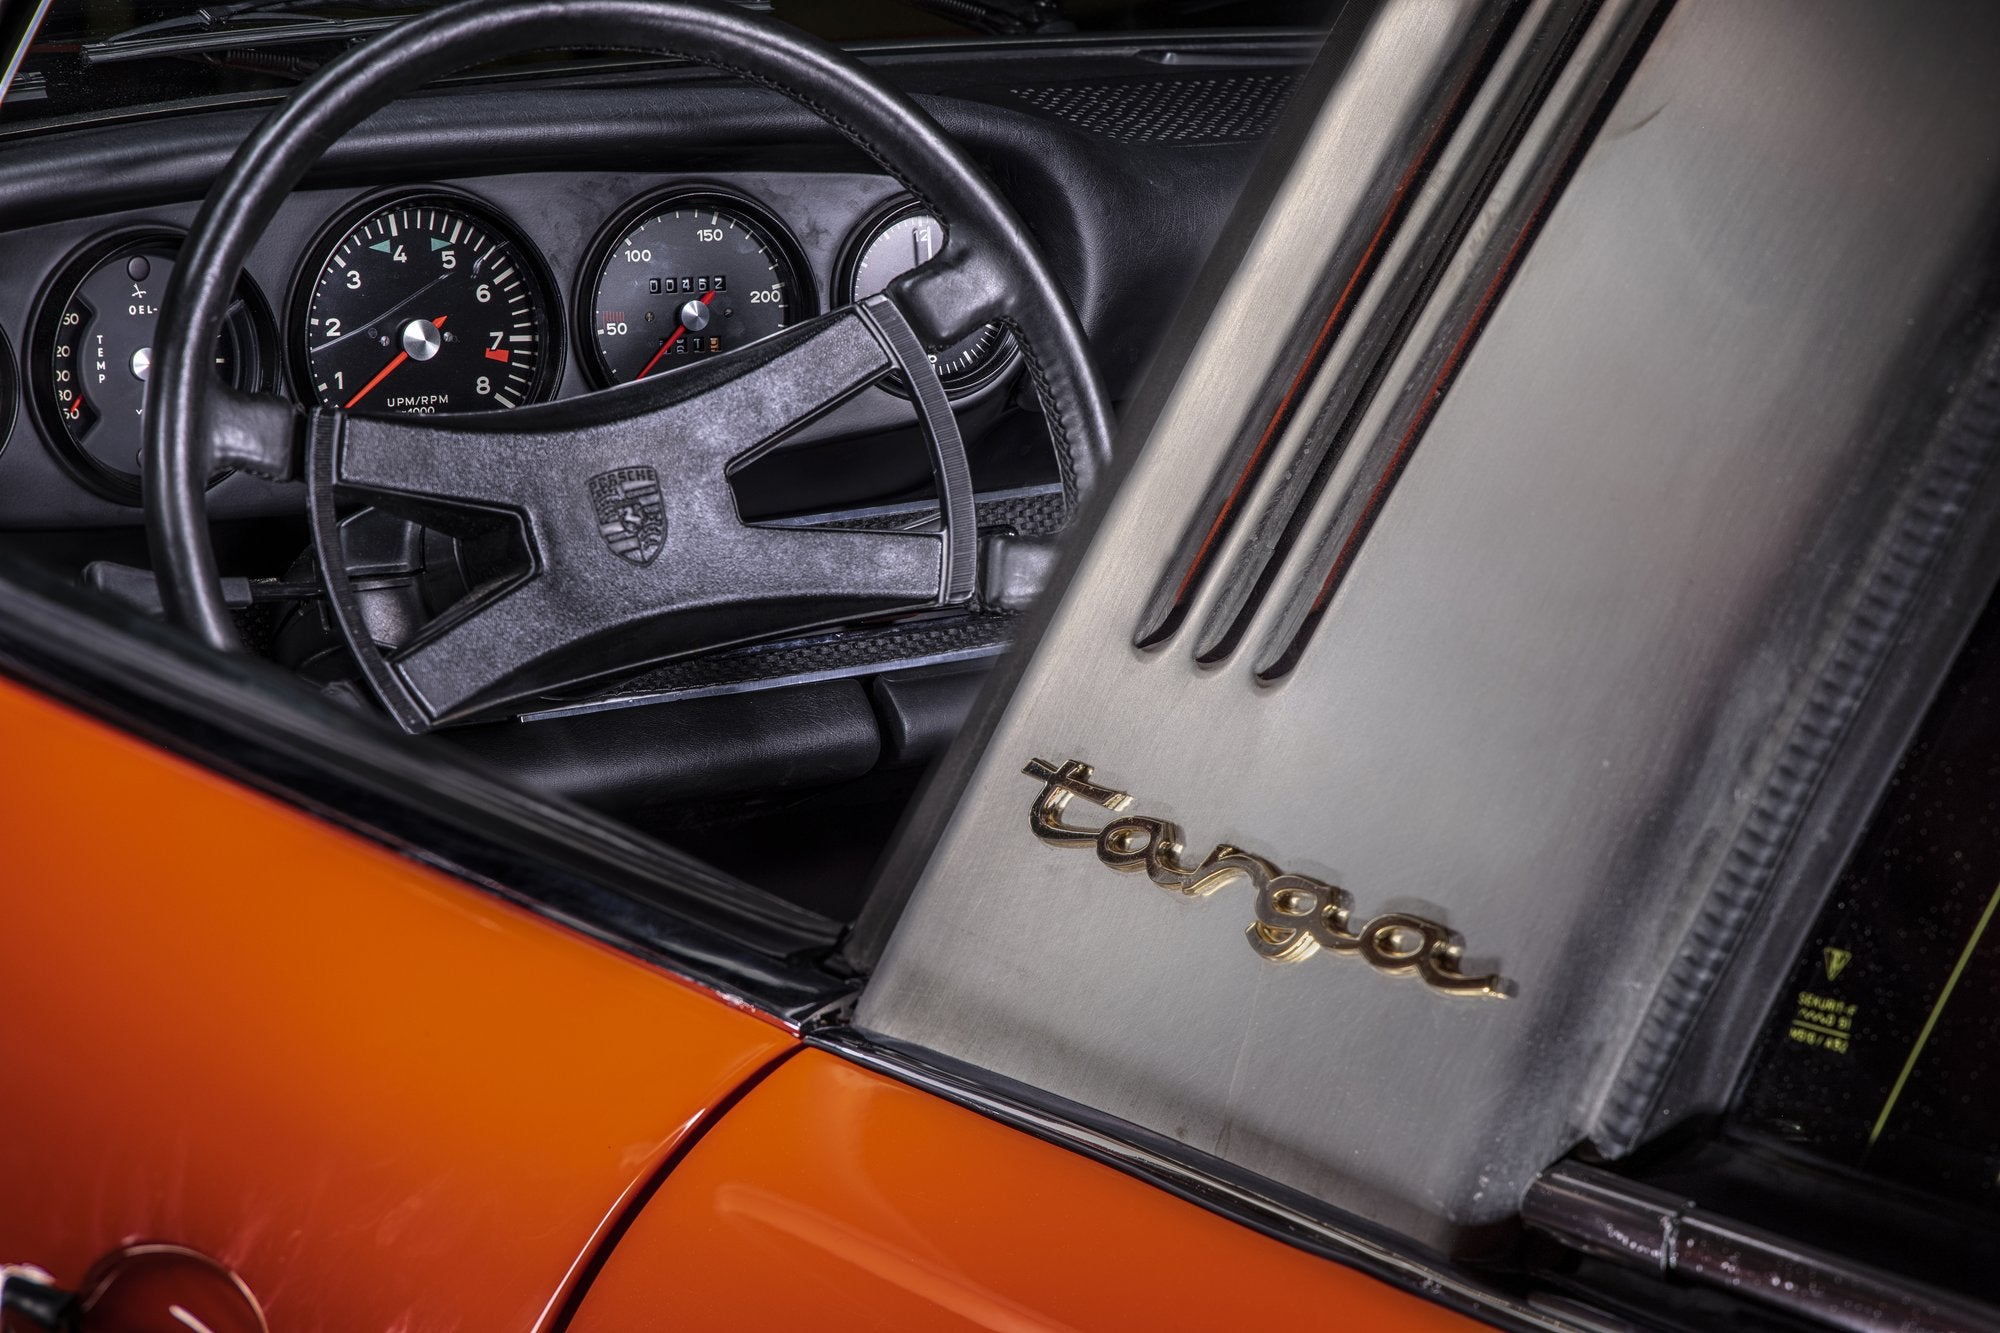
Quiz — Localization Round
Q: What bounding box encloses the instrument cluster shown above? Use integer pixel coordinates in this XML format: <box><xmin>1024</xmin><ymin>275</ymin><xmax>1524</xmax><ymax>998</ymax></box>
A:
<box><xmin>0</xmin><ymin>175</ymin><xmax>1018</xmax><ymax>505</ymax></box>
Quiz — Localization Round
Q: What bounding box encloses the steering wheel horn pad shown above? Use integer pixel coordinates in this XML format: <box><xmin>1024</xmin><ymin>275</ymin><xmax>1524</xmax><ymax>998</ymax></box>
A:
<box><xmin>144</xmin><ymin>0</ymin><xmax>1111</xmax><ymax>730</ymax></box>
<box><xmin>311</xmin><ymin>297</ymin><xmax>975</xmax><ymax>730</ymax></box>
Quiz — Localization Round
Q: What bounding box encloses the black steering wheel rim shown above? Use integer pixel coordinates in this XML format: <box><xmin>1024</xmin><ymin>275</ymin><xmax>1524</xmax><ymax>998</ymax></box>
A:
<box><xmin>144</xmin><ymin>0</ymin><xmax>1113</xmax><ymax>669</ymax></box>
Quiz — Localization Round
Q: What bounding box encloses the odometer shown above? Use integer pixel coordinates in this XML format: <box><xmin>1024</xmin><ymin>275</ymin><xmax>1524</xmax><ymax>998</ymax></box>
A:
<box><xmin>581</xmin><ymin>192</ymin><xmax>804</xmax><ymax>385</ymax></box>
<box><xmin>295</xmin><ymin>194</ymin><xmax>558</xmax><ymax>416</ymax></box>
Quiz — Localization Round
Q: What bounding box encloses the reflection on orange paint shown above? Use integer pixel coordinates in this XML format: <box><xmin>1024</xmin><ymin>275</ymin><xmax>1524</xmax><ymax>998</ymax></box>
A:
<box><xmin>0</xmin><ymin>677</ymin><xmax>791</xmax><ymax>1330</ymax></box>
<box><xmin>570</xmin><ymin>1050</ymin><xmax>1487</xmax><ymax>1332</ymax></box>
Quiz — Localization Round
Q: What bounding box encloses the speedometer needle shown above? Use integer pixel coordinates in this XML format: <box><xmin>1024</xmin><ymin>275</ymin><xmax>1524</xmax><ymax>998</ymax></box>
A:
<box><xmin>635</xmin><ymin>290</ymin><xmax>717</xmax><ymax>380</ymax></box>
<box><xmin>345</xmin><ymin>315</ymin><xmax>446</xmax><ymax>410</ymax></box>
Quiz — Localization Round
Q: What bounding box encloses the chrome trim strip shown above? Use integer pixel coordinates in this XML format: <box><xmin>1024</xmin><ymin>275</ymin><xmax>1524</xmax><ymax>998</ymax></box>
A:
<box><xmin>1523</xmin><ymin>1163</ymin><xmax>2000</xmax><ymax>1333</ymax></box>
<box><xmin>1181</xmin><ymin>0</ymin><xmax>1594</xmax><ymax>663</ymax></box>
<box><xmin>808</xmin><ymin>1025</ymin><xmax>1612</xmax><ymax>1333</ymax></box>
<box><xmin>0</xmin><ymin>0</ymin><xmax>51</xmax><ymax>110</ymax></box>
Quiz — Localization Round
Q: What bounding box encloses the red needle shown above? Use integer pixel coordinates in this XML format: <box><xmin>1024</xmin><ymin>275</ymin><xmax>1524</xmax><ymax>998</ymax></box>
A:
<box><xmin>344</xmin><ymin>315</ymin><xmax>447</xmax><ymax>410</ymax></box>
<box><xmin>634</xmin><ymin>290</ymin><xmax>717</xmax><ymax>380</ymax></box>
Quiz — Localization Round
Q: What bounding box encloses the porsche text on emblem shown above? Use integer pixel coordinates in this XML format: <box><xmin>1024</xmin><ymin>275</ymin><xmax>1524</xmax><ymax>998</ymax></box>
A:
<box><xmin>1024</xmin><ymin>758</ymin><xmax>1509</xmax><ymax>998</ymax></box>
<box><xmin>588</xmin><ymin>466</ymin><xmax>666</xmax><ymax>566</ymax></box>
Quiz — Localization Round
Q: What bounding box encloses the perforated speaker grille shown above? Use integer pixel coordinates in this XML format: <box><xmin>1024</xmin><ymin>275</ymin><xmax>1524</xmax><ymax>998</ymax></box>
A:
<box><xmin>1012</xmin><ymin>74</ymin><xmax>1297</xmax><ymax>145</ymax></box>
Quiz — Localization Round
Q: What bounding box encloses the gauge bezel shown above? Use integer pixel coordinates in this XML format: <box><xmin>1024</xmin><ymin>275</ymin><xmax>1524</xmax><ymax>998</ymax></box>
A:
<box><xmin>0</xmin><ymin>325</ymin><xmax>17</xmax><ymax>462</ymax></box>
<box><xmin>573</xmin><ymin>185</ymin><xmax>815</xmax><ymax>390</ymax></box>
<box><xmin>28</xmin><ymin>228</ymin><xmax>278</xmax><ymax>506</ymax></box>
<box><xmin>287</xmin><ymin>187</ymin><xmax>566</xmax><ymax>415</ymax></box>
<box><xmin>833</xmin><ymin>194</ymin><xmax>1019</xmax><ymax>399</ymax></box>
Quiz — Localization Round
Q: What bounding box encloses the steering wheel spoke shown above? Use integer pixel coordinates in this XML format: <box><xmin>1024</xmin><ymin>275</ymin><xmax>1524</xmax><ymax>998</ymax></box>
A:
<box><xmin>886</xmin><ymin>240</ymin><xmax>1013</xmax><ymax>350</ymax></box>
<box><xmin>384</xmin><ymin>519</ymin><xmax>946</xmax><ymax>724</ymax></box>
<box><xmin>206</xmin><ymin>385</ymin><xmax>306</xmax><ymax>483</ymax></box>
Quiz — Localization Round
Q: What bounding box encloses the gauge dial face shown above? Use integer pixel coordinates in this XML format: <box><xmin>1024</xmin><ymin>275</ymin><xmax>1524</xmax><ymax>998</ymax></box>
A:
<box><xmin>584</xmin><ymin>195</ymin><xmax>802</xmax><ymax>385</ymax></box>
<box><xmin>32</xmin><ymin>234</ymin><xmax>271</xmax><ymax>500</ymax></box>
<box><xmin>844</xmin><ymin>203</ymin><xmax>1011</xmax><ymax>392</ymax></box>
<box><xmin>298</xmin><ymin>197</ymin><xmax>557</xmax><ymax>415</ymax></box>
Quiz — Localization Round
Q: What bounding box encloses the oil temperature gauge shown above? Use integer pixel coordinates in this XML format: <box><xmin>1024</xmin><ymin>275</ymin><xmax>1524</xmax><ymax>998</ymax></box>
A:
<box><xmin>837</xmin><ymin>198</ymin><xmax>1014</xmax><ymax>396</ymax></box>
<box><xmin>30</xmin><ymin>232</ymin><xmax>276</xmax><ymax>505</ymax></box>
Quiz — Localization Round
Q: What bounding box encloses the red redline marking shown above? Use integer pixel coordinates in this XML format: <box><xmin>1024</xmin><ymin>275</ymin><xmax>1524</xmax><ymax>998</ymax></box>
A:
<box><xmin>484</xmin><ymin>348</ymin><xmax>511</xmax><ymax>363</ymax></box>
<box><xmin>634</xmin><ymin>290</ymin><xmax>717</xmax><ymax>380</ymax></box>
<box><xmin>344</xmin><ymin>315</ymin><xmax>446</xmax><ymax>410</ymax></box>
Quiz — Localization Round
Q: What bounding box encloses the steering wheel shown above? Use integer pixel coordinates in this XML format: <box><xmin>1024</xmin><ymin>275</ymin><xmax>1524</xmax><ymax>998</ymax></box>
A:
<box><xmin>144</xmin><ymin>0</ymin><xmax>1112</xmax><ymax>732</ymax></box>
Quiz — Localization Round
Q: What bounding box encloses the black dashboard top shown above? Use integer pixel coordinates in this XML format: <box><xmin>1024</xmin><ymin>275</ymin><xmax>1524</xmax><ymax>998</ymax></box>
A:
<box><xmin>0</xmin><ymin>29</ymin><xmax>1312</xmax><ymax>529</ymax></box>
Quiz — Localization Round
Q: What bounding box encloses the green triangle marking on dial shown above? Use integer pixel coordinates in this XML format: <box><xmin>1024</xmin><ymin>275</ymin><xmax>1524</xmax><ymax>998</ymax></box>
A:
<box><xmin>369</xmin><ymin>239</ymin><xmax>392</xmax><ymax>253</ymax></box>
<box><xmin>431</xmin><ymin>237</ymin><xmax>450</xmax><ymax>251</ymax></box>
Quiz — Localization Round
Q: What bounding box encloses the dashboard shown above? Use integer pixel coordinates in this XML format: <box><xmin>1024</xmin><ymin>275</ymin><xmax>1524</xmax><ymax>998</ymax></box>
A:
<box><xmin>0</xmin><ymin>34</ymin><xmax>1303</xmax><ymax>532</ymax></box>
<box><xmin>1</xmin><ymin>169</ymin><xmax>1021</xmax><ymax>524</ymax></box>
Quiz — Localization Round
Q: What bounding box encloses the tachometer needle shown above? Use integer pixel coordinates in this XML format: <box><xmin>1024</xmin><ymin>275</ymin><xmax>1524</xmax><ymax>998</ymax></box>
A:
<box><xmin>635</xmin><ymin>290</ymin><xmax>717</xmax><ymax>380</ymax></box>
<box><xmin>345</xmin><ymin>315</ymin><xmax>447</xmax><ymax>410</ymax></box>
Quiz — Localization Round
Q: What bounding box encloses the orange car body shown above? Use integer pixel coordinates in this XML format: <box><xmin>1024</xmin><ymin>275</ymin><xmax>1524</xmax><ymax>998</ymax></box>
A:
<box><xmin>0</xmin><ymin>676</ymin><xmax>1472</xmax><ymax>1330</ymax></box>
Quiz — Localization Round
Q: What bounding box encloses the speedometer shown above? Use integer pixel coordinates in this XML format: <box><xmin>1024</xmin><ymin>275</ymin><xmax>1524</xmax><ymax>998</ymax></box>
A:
<box><xmin>293</xmin><ymin>193</ymin><xmax>559</xmax><ymax>416</ymax></box>
<box><xmin>580</xmin><ymin>191</ymin><xmax>806</xmax><ymax>386</ymax></box>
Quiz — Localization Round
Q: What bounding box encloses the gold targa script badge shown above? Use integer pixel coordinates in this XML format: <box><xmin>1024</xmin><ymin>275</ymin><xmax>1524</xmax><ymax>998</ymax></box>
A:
<box><xmin>1024</xmin><ymin>758</ymin><xmax>1510</xmax><ymax>999</ymax></box>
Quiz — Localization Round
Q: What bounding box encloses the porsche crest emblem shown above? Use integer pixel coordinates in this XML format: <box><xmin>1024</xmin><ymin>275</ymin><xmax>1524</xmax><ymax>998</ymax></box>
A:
<box><xmin>588</xmin><ymin>467</ymin><xmax>666</xmax><ymax>566</ymax></box>
<box><xmin>1024</xmin><ymin>758</ymin><xmax>1510</xmax><ymax>998</ymax></box>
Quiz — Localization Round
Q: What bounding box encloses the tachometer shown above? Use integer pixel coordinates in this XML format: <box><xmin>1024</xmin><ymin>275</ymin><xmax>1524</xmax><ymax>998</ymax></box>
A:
<box><xmin>294</xmin><ymin>193</ymin><xmax>559</xmax><ymax>416</ymax></box>
<box><xmin>580</xmin><ymin>191</ymin><xmax>806</xmax><ymax>386</ymax></box>
<box><xmin>29</xmin><ymin>231</ymin><xmax>276</xmax><ymax>505</ymax></box>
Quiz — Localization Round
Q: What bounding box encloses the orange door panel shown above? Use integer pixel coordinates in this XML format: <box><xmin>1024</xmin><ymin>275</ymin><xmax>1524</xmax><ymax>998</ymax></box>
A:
<box><xmin>0</xmin><ymin>678</ymin><xmax>793</xmax><ymax>1330</ymax></box>
<box><xmin>568</xmin><ymin>1049</ymin><xmax>1485</xmax><ymax>1332</ymax></box>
